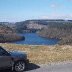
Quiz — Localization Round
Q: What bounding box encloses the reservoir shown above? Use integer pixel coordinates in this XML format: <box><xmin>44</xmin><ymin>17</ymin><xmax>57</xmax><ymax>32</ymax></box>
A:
<box><xmin>13</xmin><ymin>33</ymin><xmax>59</xmax><ymax>45</ymax></box>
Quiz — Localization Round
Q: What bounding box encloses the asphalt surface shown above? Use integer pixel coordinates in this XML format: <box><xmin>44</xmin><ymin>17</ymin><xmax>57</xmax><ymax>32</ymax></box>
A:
<box><xmin>25</xmin><ymin>62</ymin><xmax>72</xmax><ymax>72</ymax></box>
<box><xmin>1</xmin><ymin>62</ymin><xmax>72</xmax><ymax>72</ymax></box>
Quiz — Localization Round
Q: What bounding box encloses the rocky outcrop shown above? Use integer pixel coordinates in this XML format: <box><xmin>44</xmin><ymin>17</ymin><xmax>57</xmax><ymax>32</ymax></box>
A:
<box><xmin>15</xmin><ymin>20</ymin><xmax>47</xmax><ymax>33</ymax></box>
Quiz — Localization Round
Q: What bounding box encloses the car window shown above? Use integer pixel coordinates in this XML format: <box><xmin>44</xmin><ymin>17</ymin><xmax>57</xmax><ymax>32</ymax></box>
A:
<box><xmin>0</xmin><ymin>47</ymin><xmax>9</xmax><ymax>56</ymax></box>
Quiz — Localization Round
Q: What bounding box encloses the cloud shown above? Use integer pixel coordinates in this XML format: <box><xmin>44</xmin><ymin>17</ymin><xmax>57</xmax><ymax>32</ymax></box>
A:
<box><xmin>39</xmin><ymin>14</ymin><xmax>72</xmax><ymax>20</ymax></box>
<box><xmin>51</xmin><ymin>4</ymin><xmax>56</xmax><ymax>8</ymax></box>
<box><xmin>67</xmin><ymin>0</ymin><xmax>72</xmax><ymax>1</ymax></box>
<box><xmin>40</xmin><ymin>15</ymin><xmax>59</xmax><ymax>19</ymax></box>
<box><xmin>40</xmin><ymin>16</ymin><xmax>49</xmax><ymax>19</ymax></box>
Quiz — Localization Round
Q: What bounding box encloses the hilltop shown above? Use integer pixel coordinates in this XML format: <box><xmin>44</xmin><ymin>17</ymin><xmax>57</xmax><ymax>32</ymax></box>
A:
<box><xmin>14</xmin><ymin>20</ymin><xmax>47</xmax><ymax>33</ymax></box>
<box><xmin>14</xmin><ymin>19</ymin><xmax>72</xmax><ymax>33</ymax></box>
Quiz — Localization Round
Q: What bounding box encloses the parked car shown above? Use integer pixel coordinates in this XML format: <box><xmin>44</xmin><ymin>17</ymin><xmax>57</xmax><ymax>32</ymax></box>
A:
<box><xmin>0</xmin><ymin>46</ymin><xmax>29</xmax><ymax>72</ymax></box>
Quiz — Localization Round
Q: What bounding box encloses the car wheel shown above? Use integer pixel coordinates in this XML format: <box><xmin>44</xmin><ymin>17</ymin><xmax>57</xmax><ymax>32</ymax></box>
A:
<box><xmin>14</xmin><ymin>61</ymin><xmax>25</xmax><ymax>72</ymax></box>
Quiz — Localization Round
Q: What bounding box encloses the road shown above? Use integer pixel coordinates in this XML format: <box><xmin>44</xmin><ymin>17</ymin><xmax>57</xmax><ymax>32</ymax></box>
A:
<box><xmin>26</xmin><ymin>62</ymin><xmax>72</xmax><ymax>72</ymax></box>
<box><xmin>1</xmin><ymin>62</ymin><xmax>72</xmax><ymax>72</ymax></box>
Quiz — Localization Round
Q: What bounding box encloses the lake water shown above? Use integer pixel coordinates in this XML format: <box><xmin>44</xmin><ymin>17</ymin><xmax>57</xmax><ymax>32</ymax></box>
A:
<box><xmin>13</xmin><ymin>33</ymin><xmax>59</xmax><ymax>45</ymax></box>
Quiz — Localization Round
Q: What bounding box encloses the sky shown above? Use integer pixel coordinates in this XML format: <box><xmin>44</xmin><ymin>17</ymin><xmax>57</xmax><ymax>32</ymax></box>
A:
<box><xmin>0</xmin><ymin>0</ymin><xmax>72</xmax><ymax>22</ymax></box>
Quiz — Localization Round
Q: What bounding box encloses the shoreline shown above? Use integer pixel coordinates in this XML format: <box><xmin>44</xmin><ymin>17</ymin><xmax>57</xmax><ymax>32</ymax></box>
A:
<box><xmin>0</xmin><ymin>33</ymin><xmax>25</xmax><ymax>43</ymax></box>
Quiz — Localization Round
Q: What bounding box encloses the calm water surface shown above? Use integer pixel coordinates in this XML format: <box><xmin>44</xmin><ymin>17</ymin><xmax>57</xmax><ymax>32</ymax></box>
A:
<box><xmin>13</xmin><ymin>33</ymin><xmax>59</xmax><ymax>45</ymax></box>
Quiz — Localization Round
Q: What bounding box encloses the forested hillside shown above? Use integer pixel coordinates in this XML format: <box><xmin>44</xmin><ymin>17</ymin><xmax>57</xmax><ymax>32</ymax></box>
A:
<box><xmin>38</xmin><ymin>22</ymin><xmax>72</xmax><ymax>45</ymax></box>
<box><xmin>0</xmin><ymin>24</ymin><xmax>25</xmax><ymax>43</ymax></box>
<box><xmin>0</xmin><ymin>19</ymin><xmax>72</xmax><ymax>44</ymax></box>
<box><xmin>15</xmin><ymin>20</ymin><xmax>47</xmax><ymax>33</ymax></box>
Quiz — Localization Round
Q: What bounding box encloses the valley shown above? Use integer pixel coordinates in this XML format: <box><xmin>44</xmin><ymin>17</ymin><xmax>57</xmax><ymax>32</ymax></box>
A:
<box><xmin>0</xmin><ymin>19</ymin><xmax>72</xmax><ymax>45</ymax></box>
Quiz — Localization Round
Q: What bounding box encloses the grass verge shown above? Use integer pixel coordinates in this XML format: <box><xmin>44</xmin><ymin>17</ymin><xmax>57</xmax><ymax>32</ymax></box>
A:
<box><xmin>0</xmin><ymin>43</ymin><xmax>72</xmax><ymax>64</ymax></box>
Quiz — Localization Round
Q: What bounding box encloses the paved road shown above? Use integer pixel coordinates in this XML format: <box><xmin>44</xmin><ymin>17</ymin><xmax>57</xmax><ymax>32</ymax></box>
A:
<box><xmin>1</xmin><ymin>62</ymin><xmax>72</xmax><ymax>72</ymax></box>
<box><xmin>26</xmin><ymin>62</ymin><xmax>72</xmax><ymax>72</ymax></box>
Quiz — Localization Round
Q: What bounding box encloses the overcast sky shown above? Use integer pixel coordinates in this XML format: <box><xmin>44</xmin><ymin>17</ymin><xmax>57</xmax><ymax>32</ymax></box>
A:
<box><xmin>0</xmin><ymin>0</ymin><xmax>72</xmax><ymax>22</ymax></box>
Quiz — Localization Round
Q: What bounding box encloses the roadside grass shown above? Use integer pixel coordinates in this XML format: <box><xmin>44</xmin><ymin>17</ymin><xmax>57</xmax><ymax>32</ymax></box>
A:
<box><xmin>0</xmin><ymin>43</ymin><xmax>72</xmax><ymax>64</ymax></box>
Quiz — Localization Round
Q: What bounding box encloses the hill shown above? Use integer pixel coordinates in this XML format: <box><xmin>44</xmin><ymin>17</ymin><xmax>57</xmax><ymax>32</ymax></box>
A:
<box><xmin>1</xmin><ymin>19</ymin><xmax>72</xmax><ymax>45</ymax></box>
<box><xmin>38</xmin><ymin>21</ymin><xmax>72</xmax><ymax>45</ymax></box>
<box><xmin>15</xmin><ymin>20</ymin><xmax>48</xmax><ymax>33</ymax></box>
<box><xmin>0</xmin><ymin>24</ymin><xmax>14</xmax><ymax>34</ymax></box>
<box><xmin>0</xmin><ymin>24</ymin><xmax>25</xmax><ymax>43</ymax></box>
<box><xmin>14</xmin><ymin>19</ymin><xmax>72</xmax><ymax>33</ymax></box>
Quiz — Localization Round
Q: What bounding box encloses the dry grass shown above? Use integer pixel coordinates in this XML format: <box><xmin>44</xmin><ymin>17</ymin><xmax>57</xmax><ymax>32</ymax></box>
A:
<box><xmin>0</xmin><ymin>43</ymin><xmax>72</xmax><ymax>64</ymax></box>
